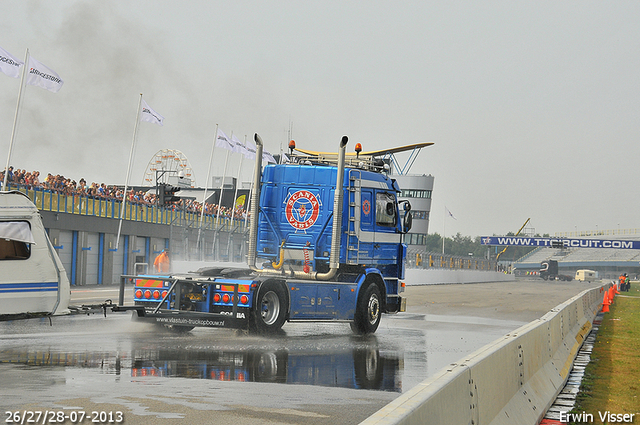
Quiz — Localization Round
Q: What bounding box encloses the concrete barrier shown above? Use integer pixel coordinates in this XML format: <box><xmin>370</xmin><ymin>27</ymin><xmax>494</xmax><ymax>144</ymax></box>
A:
<box><xmin>361</xmin><ymin>283</ymin><xmax>607</xmax><ymax>425</ymax></box>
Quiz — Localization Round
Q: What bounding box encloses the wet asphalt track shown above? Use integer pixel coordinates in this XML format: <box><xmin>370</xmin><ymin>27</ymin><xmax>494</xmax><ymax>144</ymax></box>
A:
<box><xmin>0</xmin><ymin>278</ymin><xmax>601</xmax><ymax>424</ymax></box>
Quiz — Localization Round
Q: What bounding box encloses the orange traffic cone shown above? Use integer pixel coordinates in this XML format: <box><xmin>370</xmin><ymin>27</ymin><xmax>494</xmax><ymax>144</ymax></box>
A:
<box><xmin>609</xmin><ymin>286</ymin><xmax>615</xmax><ymax>304</ymax></box>
<box><xmin>602</xmin><ymin>291</ymin><xmax>610</xmax><ymax>313</ymax></box>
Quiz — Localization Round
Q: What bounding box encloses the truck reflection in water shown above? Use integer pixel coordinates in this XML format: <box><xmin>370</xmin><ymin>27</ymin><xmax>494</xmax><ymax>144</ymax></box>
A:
<box><xmin>131</xmin><ymin>347</ymin><xmax>401</xmax><ymax>392</ymax></box>
<box><xmin>0</xmin><ymin>346</ymin><xmax>402</xmax><ymax>392</ymax></box>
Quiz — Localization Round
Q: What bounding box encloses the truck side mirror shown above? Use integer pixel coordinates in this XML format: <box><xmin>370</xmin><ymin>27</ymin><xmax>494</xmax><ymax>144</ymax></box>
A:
<box><xmin>403</xmin><ymin>211</ymin><xmax>412</xmax><ymax>233</ymax></box>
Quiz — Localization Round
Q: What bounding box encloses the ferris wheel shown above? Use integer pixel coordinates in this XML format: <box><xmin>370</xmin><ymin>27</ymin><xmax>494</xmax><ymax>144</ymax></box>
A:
<box><xmin>142</xmin><ymin>149</ymin><xmax>196</xmax><ymax>187</ymax></box>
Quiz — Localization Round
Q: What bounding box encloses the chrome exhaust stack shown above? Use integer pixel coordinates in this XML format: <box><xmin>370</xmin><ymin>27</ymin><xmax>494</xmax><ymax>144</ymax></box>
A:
<box><xmin>247</xmin><ymin>133</ymin><xmax>263</xmax><ymax>270</ymax></box>
<box><xmin>315</xmin><ymin>135</ymin><xmax>348</xmax><ymax>280</ymax></box>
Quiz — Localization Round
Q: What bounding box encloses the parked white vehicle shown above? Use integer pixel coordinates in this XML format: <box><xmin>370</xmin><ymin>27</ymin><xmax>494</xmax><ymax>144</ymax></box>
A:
<box><xmin>575</xmin><ymin>269</ymin><xmax>598</xmax><ymax>282</ymax></box>
<box><xmin>0</xmin><ymin>191</ymin><xmax>70</xmax><ymax>319</ymax></box>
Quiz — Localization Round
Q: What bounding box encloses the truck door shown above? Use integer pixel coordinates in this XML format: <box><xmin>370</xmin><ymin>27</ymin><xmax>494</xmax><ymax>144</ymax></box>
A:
<box><xmin>358</xmin><ymin>189</ymin><xmax>375</xmax><ymax>261</ymax></box>
<box><xmin>374</xmin><ymin>191</ymin><xmax>400</xmax><ymax>263</ymax></box>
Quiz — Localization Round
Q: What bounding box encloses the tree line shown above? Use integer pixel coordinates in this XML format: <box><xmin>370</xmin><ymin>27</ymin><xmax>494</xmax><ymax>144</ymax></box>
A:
<box><xmin>426</xmin><ymin>232</ymin><xmax>550</xmax><ymax>261</ymax></box>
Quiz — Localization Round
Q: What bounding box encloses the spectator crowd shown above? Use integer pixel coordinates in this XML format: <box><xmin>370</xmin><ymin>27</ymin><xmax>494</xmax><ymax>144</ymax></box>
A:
<box><xmin>1</xmin><ymin>165</ymin><xmax>249</xmax><ymax>221</ymax></box>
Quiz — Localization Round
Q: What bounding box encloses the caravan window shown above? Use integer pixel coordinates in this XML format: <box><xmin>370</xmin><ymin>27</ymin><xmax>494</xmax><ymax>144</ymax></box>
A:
<box><xmin>0</xmin><ymin>221</ymin><xmax>34</xmax><ymax>260</ymax></box>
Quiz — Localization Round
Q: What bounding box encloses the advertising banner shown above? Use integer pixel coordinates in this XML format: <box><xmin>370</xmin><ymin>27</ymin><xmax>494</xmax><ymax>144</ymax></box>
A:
<box><xmin>480</xmin><ymin>236</ymin><xmax>640</xmax><ymax>250</ymax></box>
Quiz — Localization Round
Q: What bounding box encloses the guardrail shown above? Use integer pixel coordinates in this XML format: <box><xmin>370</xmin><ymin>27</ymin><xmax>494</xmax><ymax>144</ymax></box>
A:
<box><xmin>407</xmin><ymin>251</ymin><xmax>497</xmax><ymax>271</ymax></box>
<box><xmin>362</xmin><ymin>283</ymin><xmax>607</xmax><ymax>425</ymax></box>
<box><xmin>6</xmin><ymin>184</ymin><xmax>246</xmax><ymax>232</ymax></box>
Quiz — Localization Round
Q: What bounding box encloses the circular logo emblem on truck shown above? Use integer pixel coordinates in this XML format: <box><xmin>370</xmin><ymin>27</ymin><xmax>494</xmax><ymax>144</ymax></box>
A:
<box><xmin>285</xmin><ymin>190</ymin><xmax>320</xmax><ymax>230</ymax></box>
<box><xmin>362</xmin><ymin>199</ymin><xmax>371</xmax><ymax>216</ymax></box>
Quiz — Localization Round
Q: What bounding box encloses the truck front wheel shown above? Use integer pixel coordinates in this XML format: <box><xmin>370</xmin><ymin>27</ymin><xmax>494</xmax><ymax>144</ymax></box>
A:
<box><xmin>352</xmin><ymin>283</ymin><xmax>382</xmax><ymax>335</ymax></box>
<box><xmin>253</xmin><ymin>281</ymin><xmax>287</xmax><ymax>334</ymax></box>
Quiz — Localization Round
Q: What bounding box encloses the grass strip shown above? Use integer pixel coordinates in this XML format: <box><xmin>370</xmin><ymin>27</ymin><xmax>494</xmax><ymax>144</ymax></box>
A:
<box><xmin>571</xmin><ymin>282</ymin><xmax>640</xmax><ymax>424</ymax></box>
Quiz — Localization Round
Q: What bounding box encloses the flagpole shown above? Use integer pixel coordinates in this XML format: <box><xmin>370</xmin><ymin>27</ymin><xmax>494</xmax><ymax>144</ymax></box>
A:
<box><xmin>3</xmin><ymin>49</ymin><xmax>28</xmax><ymax>190</ymax></box>
<box><xmin>442</xmin><ymin>206</ymin><xmax>445</xmax><ymax>254</ymax></box>
<box><xmin>197</xmin><ymin>124</ymin><xmax>218</xmax><ymax>258</ymax></box>
<box><xmin>212</xmin><ymin>139</ymin><xmax>231</xmax><ymax>259</ymax></box>
<box><xmin>227</xmin><ymin>135</ymin><xmax>246</xmax><ymax>259</ymax></box>
<box><xmin>116</xmin><ymin>93</ymin><xmax>143</xmax><ymax>251</ymax></box>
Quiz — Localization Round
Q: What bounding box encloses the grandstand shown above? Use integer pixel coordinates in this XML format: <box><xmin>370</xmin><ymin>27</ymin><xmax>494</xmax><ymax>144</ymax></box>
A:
<box><xmin>512</xmin><ymin>243</ymin><xmax>640</xmax><ymax>280</ymax></box>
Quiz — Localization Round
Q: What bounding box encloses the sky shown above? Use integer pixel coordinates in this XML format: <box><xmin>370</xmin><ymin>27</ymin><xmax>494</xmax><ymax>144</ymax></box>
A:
<box><xmin>1</xmin><ymin>1</ymin><xmax>639</xmax><ymax>238</ymax></box>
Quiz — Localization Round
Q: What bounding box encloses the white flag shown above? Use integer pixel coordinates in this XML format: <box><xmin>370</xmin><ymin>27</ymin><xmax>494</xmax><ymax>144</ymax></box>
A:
<box><xmin>232</xmin><ymin>134</ymin><xmax>253</xmax><ymax>156</ymax></box>
<box><xmin>26</xmin><ymin>55</ymin><xmax>63</xmax><ymax>93</ymax></box>
<box><xmin>140</xmin><ymin>99</ymin><xmax>165</xmax><ymax>126</ymax></box>
<box><xmin>0</xmin><ymin>46</ymin><xmax>23</xmax><ymax>79</ymax></box>
<box><xmin>263</xmin><ymin>149</ymin><xmax>276</xmax><ymax>164</ymax></box>
<box><xmin>241</xmin><ymin>138</ymin><xmax>274</xmax><ymax>163</ymax></box>
<box><xmin>243</xmin><ymin>139</ymin><xmax>257</xmax><ymax>160</ymax></box>
<box><xmin>215</xmin><ymin>128</ymin><xmax>234</xmax><ymax>151</ymax></box>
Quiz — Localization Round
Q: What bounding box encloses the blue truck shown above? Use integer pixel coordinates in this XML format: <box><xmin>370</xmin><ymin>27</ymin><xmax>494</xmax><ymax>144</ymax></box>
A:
<box><xmin>116</xmin><ymin>134</ymin><xmax>414</xmax><ymax>334</ymax></box>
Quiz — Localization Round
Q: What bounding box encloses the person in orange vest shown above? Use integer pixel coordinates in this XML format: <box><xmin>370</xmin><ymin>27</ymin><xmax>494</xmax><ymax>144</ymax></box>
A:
<box><xmin>154</xmin><ymin>249</ymin><xmax>170</xmax><ymax>274</ymax></box>
<box><xmin>619</xmin><ymin>273</ymin><xmax>626</xmax><ymax>291</ymax></box>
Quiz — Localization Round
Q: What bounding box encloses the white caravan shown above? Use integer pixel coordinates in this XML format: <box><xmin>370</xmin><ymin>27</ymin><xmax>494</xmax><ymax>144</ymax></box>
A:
<box><xmin>575</xmin><ymin>269</ymin><xmax>598</xmax><ymax>282</ymax></box>
<box><xmin>0</xmin><ymin>191</ymin><xmax>70</xmax><ymax>319</ymax></box>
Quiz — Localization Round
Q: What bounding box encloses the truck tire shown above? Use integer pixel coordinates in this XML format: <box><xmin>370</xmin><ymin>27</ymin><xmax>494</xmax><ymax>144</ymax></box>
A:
<box><xmin>253</xmin><ymin>281</ymin><xmax>287</xmax><ymax>334</ymax></box>
<box><xmin>351</xmin><ymin>283</ymin><xmax>382</xmax><ymax>335</ymax></box>
<box><xmin>353</xmin><ymin>348</ymin><xmax>383</xmax><ymax>389</ymax></box>
<box><xmin>247</xmin><ymin>350</ymin><xmax>287</xmax><ymax>383</ymax></box>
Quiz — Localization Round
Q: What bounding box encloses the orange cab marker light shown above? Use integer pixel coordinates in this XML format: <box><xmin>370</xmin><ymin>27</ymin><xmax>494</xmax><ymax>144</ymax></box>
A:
<box><xmin>222</xmin><ymin>294</ymin><xmax>231</xmax><ymax>303</ymax></box>
<box><xmin>401</xmin><ymin>281</ymin><xmax>406</xmax><ymax>288</ymax></box>
<box><xmin>144</xmin><ymin>290</ymin><xmax>151</xmax><ymax>299</ymax></box>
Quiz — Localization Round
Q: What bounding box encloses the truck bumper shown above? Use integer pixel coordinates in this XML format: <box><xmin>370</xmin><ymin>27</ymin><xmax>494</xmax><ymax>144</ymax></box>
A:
<box><xmin>112</xmin><ymin>305</ymin><xmax>250</xmax><ymax>329</ymax></box>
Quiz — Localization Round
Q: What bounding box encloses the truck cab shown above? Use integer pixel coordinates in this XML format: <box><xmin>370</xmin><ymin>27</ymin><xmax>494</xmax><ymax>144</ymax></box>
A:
<box><xmin>251</xmin><ymin>138</ymin><xmax>410</xmax><ymax>331</ymax></box>
<box><xmin>256</xmin><ymin>163</ymin><xmax>407</xmax><ymax>279</ymax></box>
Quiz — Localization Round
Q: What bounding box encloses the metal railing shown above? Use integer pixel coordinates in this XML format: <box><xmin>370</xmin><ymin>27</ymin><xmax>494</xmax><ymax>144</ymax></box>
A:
<box><xmin>6</xmin><ymin>184</ymin><xmax>247</xmax><ymax>233</ymax></box>
<box><xmin>407</xmin><ymin>250</ymin><xmax>497</xmax><ymax>271</ymax></box>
